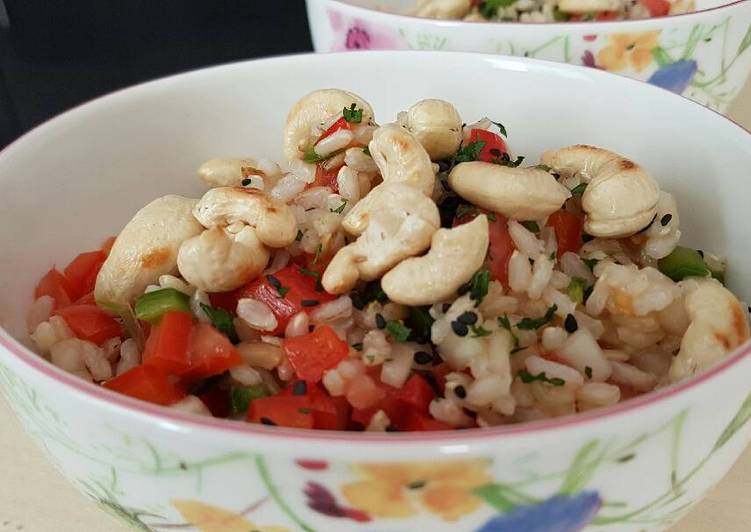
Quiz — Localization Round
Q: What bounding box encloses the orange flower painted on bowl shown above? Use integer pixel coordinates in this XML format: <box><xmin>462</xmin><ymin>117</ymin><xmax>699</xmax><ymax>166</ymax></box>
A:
<box><xmin>597</xmin><ymin>31</ymin><xmax>661</xmax><ymax>72</ymax></box>
<box><xmin>172</xmin><ymin>499</ymin><xmax>289</xmax><ymax>532</ymax></box>
<box><xmin>340</xmin><ymin>460</ymin><xmax>491</xmax><ymax>521</ymax></box>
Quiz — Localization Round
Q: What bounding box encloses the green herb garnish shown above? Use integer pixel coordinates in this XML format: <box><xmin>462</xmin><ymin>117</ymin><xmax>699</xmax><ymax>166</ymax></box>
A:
<box><xmin>498</xmin><ymin>314</ymin><xmax>520</xmax><ymax>349</ymax></box>
<box><xmin>312</xmin><ymin>244</ymin><xmax>323</xmax><ymax>265</ymax></box>
<box><xmin>331</xmin><ymin>201</ymin><xmax>347</xmax><ymax>214</ymax></box>
<box><xmin>521</xmin><ymin>221</ymin><xmax>540</xmax><ymax>233</ymax></box>
<box><xmin>566</xmin><ymin>277</ymin><xmax>588</xmax><ymax>305</ymax></box>
<box><xmin>363</xmin><ymin>145</ymin><xmax>371</xmax><ymax>157</ymax></box>
<box><xmin>230</xmin><ymin>384</ymin><xmax>269</xmax><ymax>415</ymax></box>
<box><xmin>518</xmin><ymin>369</ymin><xmax>565</xmax><ymax>386</ymax></box>
<box><xmin>295</xmin><ymin>230</ymin><xmax>303</xmax><ymax>242</ymax></box>
<box><xmin>342</xmin><ymin>103</ymin><xmax>363</xmax><ymax>124</ymax></box>
<box><xmin>491</xmin><ymin>120</ymin><xmax>508</xmax><ymax>137</ymax></box>
<box><xmin>303</xmin><ymin>146</ymin><xmax>325</xmax><ymax>164</ymax></box>
<box><xmin>583</xmin><ymin>258</ymin><xmax>599</xmax><ymax>271</ymax></box>
<box><xmin>135</xmin><ymin>288</ymin><xmax>191</xmax><ymax>323</ymax></box>
<box><xmin>200</xmin><ymin>303</ymin><xmax>240</xmax><ymax>344</ymax></box>
<box><xmin>516</xmin><ymin>305</ymin><xmax>558</xmax><ymax>330</ymax></box>
<box><xmin>487</xmin><ymin>213</ymin><xmax>497</xmax><ymax>222</ymax></box>
<box><xmin>408</xmin><ymin>306</ymin><xmax>434</xmax><ymax>344</ymax></box>
<box><xmin>585</xmin><ymin>366</ymin><xmax>593</xmax><ymax>379</ymax></box>
<box><xmin>478</xmin><ymin>0</ymin><xmax>516</xmax><ymax>18</ymax></box>
<box><xmin>351</xmin><ymin>342</ymin><xmax>364</xmax><ymax>351</ymax></box>
<box><xmin>455</xmin><ymin>140</ymin><xmax>486</xmax><ymax>163</ymax></box>
<box><xmin>571</xmin><ymin>183</ymin><xmax>588</xmax><ymax>195</ymax></box>
<box><xmin>470</xmin><ymin>325</ymin><xmax>491</xmax><ymax>337</ymax></box>
<box><xmin>459</xmin><ymin>268</ymin><xmax>491</xmax><ymax>305</ymax></box>
<box><xmin>455</xmin><ymin>204</ymin><xmax>476</xmax><ymax>219</ymax></box>
<box><xmin>386</xmin><ymin>320</ymin><xmax>412</xmax><ymax>342</ymax></box>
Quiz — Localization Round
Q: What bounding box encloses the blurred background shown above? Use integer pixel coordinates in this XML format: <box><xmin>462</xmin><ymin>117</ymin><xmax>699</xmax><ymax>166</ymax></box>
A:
<box><xmin>0</xmin><ymin>0</ymin><xmax>313</xmax><ymax>149</ymax></box>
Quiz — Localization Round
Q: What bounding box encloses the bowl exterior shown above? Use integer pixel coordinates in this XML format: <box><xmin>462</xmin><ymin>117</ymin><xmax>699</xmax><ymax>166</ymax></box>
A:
<box><xmin>3</xmin><ymin>338</ymin><xmax>751</xmax><ymax>532</ymax></box>
<box><xmin>307</xmin><ymin>0</ymin><xmax>751</xmax><ymax>112</ymax></box>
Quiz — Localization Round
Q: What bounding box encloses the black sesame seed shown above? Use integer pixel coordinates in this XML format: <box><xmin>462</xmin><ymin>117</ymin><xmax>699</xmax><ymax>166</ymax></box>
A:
<box><xmin>407</xmin><ymin>480</ymin><xmax>426</xmax><ymax>489</ymax></box>
<box><xmin>660</xmin><ymin>213</ymin><xmax>673</xmax><ymax>226</ymax></box>
<box><xmin>301</xmin><ymin>299</ymin><xmax>320</xmax><ymax>307</ymax></box>
<box><xmin>241</xmin><ymin>178</ymin><xmax>252</xmax><ymax>186</ymax></box>
<box><xmin>564</xmin><ymin>313</ymin><xmax>578</xmax><ymax>333</ymax></box>
<box><xmin>260</xmin><ymin>417</ymin><xmax>276</xmax><ymax>426</ymax></box>
<box><xmin>454</xmin><ymin>385</ymin><xmax>467</xmax><ymax>399</ymax></box>
<box><xmin>292</xmin><ymin>381</ymin><xmax>307</xmax><ymax>396</ymax></box>
<box><xmin>414</xmin><ymin>351</ymin><xmax>433</xmax><ymax>365</ymax></box>
<box><xmin>582</xmin><ymin>233</ymin><xmax>595</xmax><ymax>243</ymax></box>
<box><xmin>266</xmin><ymin>275</ymin><xmax>281</xmax><ymax>289</ymax></box>
<box><xmin>442</xmin><ymin>303</ymin><xmax>451</xmax><ymax>313</ymax></box>
<box><xmin>457</xmin><ymin>311</ymin><xmax>478</xmax><ymax>325</ymax></box>
<box><xmin>451</xmin><ymin>320</ymin><xmax>469</xmax><ymax>337</ymax></box>
<box><xmin>375</xmin><ymin>313</ymin><xmax>386</xmax><ymax>329</ymax></box>
<box><xmin>697</xmin><ymin>249</ymin><xmax>704</xmax><ymax>258</ymax></box>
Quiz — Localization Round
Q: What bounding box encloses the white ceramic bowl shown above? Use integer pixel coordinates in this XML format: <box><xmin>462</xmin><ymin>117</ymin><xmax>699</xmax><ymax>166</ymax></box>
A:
<box><xmin>306</xmin><ymin>0</ymin><xmax>751</xmax><ymax>112</ymax></box>
<box><xmin>1</xmin><ymin>52</ymin><xmax>751</xmax><ymax>532</ymax></box>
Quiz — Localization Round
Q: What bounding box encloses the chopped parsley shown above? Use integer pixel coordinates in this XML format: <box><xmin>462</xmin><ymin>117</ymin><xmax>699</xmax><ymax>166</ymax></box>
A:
<box><xmin>455</xmin><ymin>204</ymin><xmax>476</xmax><ymax>219</ymax></box>
<box><xmin>571</xmin><ymin>183</ymin><xmax>588</xmax><ymax>196</ymax></box>
<box><xmin>362</xmin><ymin>145</ymin><xmax>371</xmax><ymax>157</ymax></box>
<box><xmin>582</xmin><ymin>258</ymin><xmax>599</xmax><ymax>271</ymax></box>
<box><xmin>200</xmin><ymin>303</ymin><xmax>239</xmax><ymax>344</ymax></box>
<box><xmin>459</xmin><ymin>268</ymin><xmax>491</xmax><ymax>305</ymax></box>
<box><xmin>487</xmin><ymin>212</ymin><xmax>497</xmax><ymax>222</ymax></box>
<box><xmin>470</xmin><ymin>324</ymin><xmax>492</xmax><ymax>337</ymax></box>
<box><xmin>230</xmin><ymin>384</ymin><xmax>269</xmax><ymax>415</ymax></box>
<box><xmin>303</xmin><ymin>146</ymin><xmax>325</xmax><ymax>164</ymax></box>
<box><xmin>386</xmin><ymin>320</ymin><xmax>412</xmax><ymax>342</ymax></box>
<box><xmin>295</xmin><ymin>229</ymin><xmax>303</xmax><ymax>242</ymax></box>
<box><xmin>521</xmin><ymin>221</ymin><xmax>540</xmax><ymax>233</ymax></box>
<box><xmin>266</xmin><ymin>274</ymin><xmax>289</xmax><ymax>298</ymax></box>
<box><xmin>491</xmin><ymin>120</ymin><xmax>508</xmax><ymax>137</ymax></box>
<box><xmin>516</xmin><ymin>305</ymin><xmax>558</xmax><ymax>330</ymax></box>
<box><xmin>518</xmin><ymin>369</ymin><xmax>565</xmax><ymax>386</ymax></box>
<box><xmin>330</xmin><ymin>200</ymin><xmax>347</xmax><ymax>214</ymax></box>
<box><xmin>566</xmin><ymin>277</ymin><xmax>588</xmax><ymax>304</ymax></box>
<box><xmin>535</xmin><ymin>164</ymin><xmax>552</xmax><ymax>172</ymax></box>
<box><xmin>495</xmin><ymin>153</ymin><xmax>525</xmax><ymax>168</ymax></box>
<box><xmin>342</xmin><ymin>103</ymin><xmax>363</xmax><ymax>124</ymax></box>
<box><xmin>498</xmin><ymin>314</ymin><xmax>520</xmax><ymax>350</ymax></box>
<box><xmin>585</xmin><ymin>366</ymin><xmax>593</xmax><ymax>379</ymax></box>
<box><xmin>455</xmin><ymin>140</ymin><xmax>486</xmax><ymax>163</ymax></box>
<box><xmin>312</xmin><ymin>243</ymin><xmax>323</xmax><ymax>265</ymax></box>
<box><xmin>478</xmin><ymin>0</ymin><xmax>516</xmax><ymax>18</ymax></box>
<box><xmin>407</xmin><ymin>306</ymin><xmax>434</xmax><ymax>344</ymax></box>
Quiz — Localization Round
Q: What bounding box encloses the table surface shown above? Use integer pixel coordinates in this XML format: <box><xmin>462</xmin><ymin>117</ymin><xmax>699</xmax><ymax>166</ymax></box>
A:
<box><xmin>2</xmin><ymin>80</ymin><xmax>751</xmax><ymax>532</ymax></box>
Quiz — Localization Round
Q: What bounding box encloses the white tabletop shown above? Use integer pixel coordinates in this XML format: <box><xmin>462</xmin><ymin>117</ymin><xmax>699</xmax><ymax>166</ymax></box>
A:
<box><xmin>3</xmin><ymin>81</ymin><xmax>751</xmax><ymax>532</ymax></box>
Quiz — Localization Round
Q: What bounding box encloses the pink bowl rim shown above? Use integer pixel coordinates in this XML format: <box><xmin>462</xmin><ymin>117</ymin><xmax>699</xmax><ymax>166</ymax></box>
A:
<box><xmin>0</xmin><ymin>51</ymin><xmax>750</xmax><ymax>445</ymax></box>
<box><xmin>320</xmin><ymin>0</ymin><xmax>747</xmax><ymax>28</ymax></box>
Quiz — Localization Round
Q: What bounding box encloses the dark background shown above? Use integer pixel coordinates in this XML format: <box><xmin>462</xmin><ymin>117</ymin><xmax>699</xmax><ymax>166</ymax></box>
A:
<box><xmin>0</xmin><ymin>0</ymin><xmax>313</xmax><ymax>149</ymax></box>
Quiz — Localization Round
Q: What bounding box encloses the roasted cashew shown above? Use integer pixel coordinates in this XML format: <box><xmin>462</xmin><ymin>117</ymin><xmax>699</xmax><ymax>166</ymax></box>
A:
<box><xmin>398</xmin><ymin>99</ymin><xmax>463</xmax><ymax>161</ymax></box>
<box><xmin>198</xmin><ymin>158</ymin><xmax>274</xmax><ymax>188</ymax></box>
<box><xmin>283</xmin><ymin>89</ymin><xmax>374</xmax><ymax>160</ymax></box>
<box><xmin>177</xmin><ymin>187</ymin><xmax>296</xmax><ymax>292</ymax></box>
<box><xmin>368</xmin><ymin>124</ymin><xmax>435</xmax><ymax>196</ymax></box>
<box><xmin>415</xmin><ymin>0</ymin><xmax>472</xmax><ymax>19</ymax></box>
<box><xmin>448</xmin><ymin>162</ymin><xmax>571</xmax><ymax>220</ymax></box>
<box><xmin>668</xmin><ymin>278</ymin><xmax>750</xmax><ymax>382</ymax></box>
<box><xmin>382</xmin><ymin>215</ymin><xmax>489</xmax><ymax>305</ymax></box>
<box><xmin>322</xmin><ymin>183</ymin><xmax>440</xmax><ymax>294</ymax></box>
<box><xmin>558</xmin><ymin>0</ymin><xmax>624</xmax><ymax>13</ymax></box>
<box><xmin>95</xmin><ymin>195</ymin><xmax>203</xmax><ymax>312</ymax></box>
<box><xmin>542</xmin><ymin>145</ymin><xmax>660</xmax><ymax>238</ymax></box>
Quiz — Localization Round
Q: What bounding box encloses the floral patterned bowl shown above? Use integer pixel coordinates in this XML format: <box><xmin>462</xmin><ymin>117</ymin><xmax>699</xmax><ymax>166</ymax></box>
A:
<box><xmin>1</xmin><ymin>52</ymin><xmax>751</xmax><ymax>532</ymax></box>
<box><xmin>306</xmin><ymin>0</ymin><xmax>751</xmax><ymax>112</ymax></box>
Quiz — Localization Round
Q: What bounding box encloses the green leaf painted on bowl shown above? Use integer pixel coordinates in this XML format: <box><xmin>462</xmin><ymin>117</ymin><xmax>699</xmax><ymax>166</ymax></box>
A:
<box><xmin>713</xmin><ymin>391</ymin><xmax>751</xmax><ymax>451</ymax></box>
<box><xmin>652</xmin><ymin>47</ymin><xmax>674</xmax><ymax>68</ymax></box>
<box><xmin>473</xmin><ymin>483</ymin><xmax>538</xmax><ymax>513</ymax></box>
<box><xmin>737</xmin><ymin>24</ymin><xmax>751</xmax><ymax>56</ymax></box>
<box><xmin>558</xmin><ymin>440</ymin><xmax>606</xmax><ymax>496</ymax></box>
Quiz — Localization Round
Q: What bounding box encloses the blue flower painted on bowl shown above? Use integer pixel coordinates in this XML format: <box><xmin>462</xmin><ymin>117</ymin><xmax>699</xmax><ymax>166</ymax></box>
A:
<box><xmin>648</xmin><ymin>60</ymin><xmax>698</xmax><ymax>94</ymax></box>
<box><xmin>477</xmin><ymin>491</ymin><xmax>602</xmax><ymax>532</ymax></box>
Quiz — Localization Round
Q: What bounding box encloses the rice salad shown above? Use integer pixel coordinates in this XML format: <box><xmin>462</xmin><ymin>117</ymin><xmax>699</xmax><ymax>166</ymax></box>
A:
<box><xmin>411</xmin><ymin>0</ymin><xmax>694</xmax><ymax>22</ymax></box>
<box><xmin>25</xmin><ymin>89</ymin><xmax>749</xmax><ymax>432</ymax></box>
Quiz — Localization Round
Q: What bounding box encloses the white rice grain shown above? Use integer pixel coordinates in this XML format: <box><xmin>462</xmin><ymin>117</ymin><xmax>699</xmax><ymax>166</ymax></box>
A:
<box><xmin>230</xmin><ymin>364</ymin><xmax>263</xmax><ymax>386</ymax></box>
<box><xmin>285</xmin><ymin>312</ymin><xmax>310</xmax><ymax>338</ymax></box>
<box><xmin>315</xmin><ymin>128</ymin><xmax>354</xmax><ymax>157</ymax></box>
<box><xmin>576</xmin><ymin>382</ymin><xmax>621</xmax><ymax>411</ymax></box>
<box><xmin>560</xmin><ymin>252</ymin><xmax>595</xmax><ymax>284</ymax></box>
<box><xmin>528</xmin><ymin>254</ymin><xmax>554</xmax><ymax>300</ymax></box>
<box><xmin>345</xmin><ymin>147</ymin><xmax>378</xmax><ymax>172</ymax></box>
<box><xmin>610</xmin><ymin>361</ymin><xmax>657</xmax><ymax>392</ymax></box>
<box><xmin>158</xmin><ymin>274</ymin><xmax>194</xmax><ymax>295</ymax></box>
<box><xmin>366</xmin><ymin>410</ymin><xmax>391</xmax><ymax>432</ymax></box>
<box><xmin>380</xmin><ymin>344</ymin><xmax>413</xmax><ymax>388</ymax></box>
<box><xmin>270</xmin><ymin>174</ymin><xmax>309</xmax><ymax>203</ymax></box>
<box><xmin>26</xmin><ymin>296</ymin><xmax>54</xmax><ymax>334</ymax></box>
<box><xmin>237</xmin><ymin>298</ymin><xmax>278</xmax><ymax>331</ymax></box>
<box><xmin>525</xmin><ymin>355</ymin><xmax>584</xmax><ymax>388</ymax></box>
<box><xmin>311</xmin><ymin>296</ymin><xmax>352</xmax><ymax>323</ymax></box>
<box><xmin>236</xmin><ymin>341</ymin><xmax>283</xmax><ymax>370</ymax></box>
<box><xmin>558</xmin><ymin>329</ymin><xmax>612</xmax><ymax>382</ymax></box>
<box><xmin>170</xmin><ymin>395</ymin><xmax>212</xmax><ymax>416</ymax></box>
<box><xmin>262</xmin><ymin>250</ymin><xmax>290</xmax><ymax>276</ymax></box>
<box><xmin>336</xmin><ymin>166</ymin><xmax>361</xmax><ymax>203</ymax></box>
<box><xmin>362</xmin><ymin>329</ymin><xmax>392</xmax><ymax>366</ymax></box>
<box><xmin>116</xmin><ymin>338</ymin><xmax>141</xmax><ymax>375</ymax></box>
<box><xmin>508</xmin><ymin>220</ymin><xmax>544</xmax><ymax>256</ymax></box>
<box><xmin>508</xmin><ymin>250</ymin><xmax>532</xmax><ymax>293</ymax></box>
<box><xmin>541</xmin><ymin>327</ymin><xmax>568</xmax><ymax>352</ymax></box>
<box><xmin>191</xmin><ymin>289</ymin><xmax>212</xmax><ymax>323</ymax></box>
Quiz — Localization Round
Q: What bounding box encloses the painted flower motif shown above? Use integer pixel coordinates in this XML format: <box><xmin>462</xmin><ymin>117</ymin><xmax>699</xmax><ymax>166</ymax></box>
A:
<box><xmin>304</xmin><ymin>481</ymin><xmax>371</xmax><ymax>522</ymax></box>
<box><xmin>647</xmin><ymin>59</ymin><xmax>698</xmax><ymax>94</ymax></box>
<box><xmin>477</xmin><ymin>491</ymin><xmax>602</xmax><ymax>532</ymax></box>
<box><xmin>328</xmin><ymin>9</ymin><xmax>402</xmax><ymax>51</ymax></box>
<box><xmin>597</xmin><ymin>31</ymin><xmax>661</xmax><ymax>72</ymax></box>
<box><xmin>171</xmin><ymin>499</ymin><xmax>288</xmax><ymax>532</ymax></box>
<box><xmin>581</xmin><ymin>51</ymin><xmax>603</xmax><ymax>70</ymax></box>
<box><xmin>340</xmin><ymin>460</ymin><xmax>492</xmax><ymax>521</ymax></box>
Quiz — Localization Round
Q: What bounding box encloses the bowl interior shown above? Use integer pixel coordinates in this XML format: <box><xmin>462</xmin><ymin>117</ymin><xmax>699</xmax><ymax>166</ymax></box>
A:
<box><xmin>337</xmin><ymin>0</ymin><xmax>731</xmax><ymax>14</ymax></box>
<box><xmin>0</xmin><ymin>52</ymin><xmax>750</xmax><ymax>345</ymax></box>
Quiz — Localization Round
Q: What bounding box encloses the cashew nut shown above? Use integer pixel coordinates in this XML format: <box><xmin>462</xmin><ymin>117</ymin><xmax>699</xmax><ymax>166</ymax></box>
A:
<box><xmin>558</xmin><ymin>0</ymin><xmax>624</xmax><ymax>14</ymax></box>
<box><xmin>542</xmin><ymin>145</ymin><xmax>660</xmax><ymax>238</ymax></box>
<box><xmin>368</xmin><ymin>124</ymin><xmax>435</xmax><ymax>196</ymax></box>
<box><xmin>283</xmin><ymin>89</ymin><xmax>374</xmax><ymax>160</ymax></box>
<box><xmin>668</xmin><ymin>278</ymin><xmax>750</xmax><ymax>382</ymax></box>
<box><xmin>177</xmin><ymin>187</ymin><xmax>297</xmax><ymax>292</ymax></box>
<box><xmin>95</xmin><ymin>195</ymin><xmax>203</xmax><ymax>312</ymax></box>
<box><xmin>398</xmin><ymin>99</ymin><xmax>463</xmax><ymax>161</ymax></box>
<box><xmin>382</xmin><ymin>215</ymin><xmax>489</xmax><ymax>305</ymax></box>
<box><xmin>448</xmin><ymin>162</ymin><xmax>571</xmax><ymax>220</ymax></box>
<box><xmin>415</xmin><ymin>0</ymin><xmax>472</xmax><ymax>19</ymax></box>
<box><xmin>322</xmin><ymin>183</ymin><xmax>440</xmax><ymax>294</ymax></box>
<box><xmin>198</xmin><ymin>158</ymin><xmax>268</xmax><ymax>188</ymax></box>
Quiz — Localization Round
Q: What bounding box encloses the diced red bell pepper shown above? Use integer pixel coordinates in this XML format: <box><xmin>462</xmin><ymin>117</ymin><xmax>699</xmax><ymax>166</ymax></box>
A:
<box><xmin>401</xmin><ymin>409</ymin><xmax>456</xmax><ymax>431</ymax></box>
<box><xmin>53</xmin><ymin>304</ymin><xmax>122</xmax><ymax>345</ymax></box>
<box><xmin>142</xmin><ymin>311</ymin><xmax>193</xmax><ymax>374</ymax></box>
<box><xmin>283</xmin><ymin>325</ymin><xmax>349</xmax><ymax>382</ymax></box>
<box><xmin>394</xmin><ymin>374</ymin><xmax>435</xmax><ymax>414</ymax></box>
<box><xmin>311</xmin><ymin>161</ymin><xmax>342</xmax><ymax>192</ymax></box>
<box><xmin>454</xmin><ymin>211</ymin><xmax>514</xmax><ymax>286</ymax></box>
<box><xmin>546</xmin><ymin>210</ymin><xmax>584</xmax><ymax>258</ymax></box>
<box><xmin>101</xmin><ymin>236</ymin><xmax>117</xmax><ymax>256</ymax></box>
<box><xmin>639</xmin><ymin>0</ymin><xmax>670</xmax><ymax>16</ymax></box>
<box><xmin>317</xmin><ymin>116</ymin><xmax>351</xmax><ymax>144</ymax></box>
<box><xmin>104</xmin><ymin>364</ymin><xmax>185</xmax><ymax>406</ymax></box>
<box><xmin>468</xmin><ymin>129</ymin><xmax>508</xmax><ymax>163</ymax></box>
<box><xmin>73</xmin><ymin>291</ymin><xmax>97</xmax><ymax>305</ymax></box>
<box><xmin>35</xmin><ymin>268</ymin><xmax>75</xmax><ymax>307</ymax></box>
<box><xmin>278</xmin><ymin>382</ymin><xmax>351</xmax><ymax>430</ymax></box>
<box><xmin>247</xmin><ymin>396</ymin><xmax>315</xmax><ymax>429</ymax></box>
<box><xmin>208</xmin><ymin>290</ymin><xmax>238</xmax><ymax>313</ymax></box>
<box><xmin>183</xmin><ymin>322</ymin><xmax>243</xmax><ymax>379</ymax></box>
<box><xmin>63</xmin><ymin>250</ymin><xmax>107</xmax><ymax>300</ymax></box>
<box><xmin>235</xmin><ymin>265</ymin><xmax>336</xmax><ymax>334</ymax></box>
